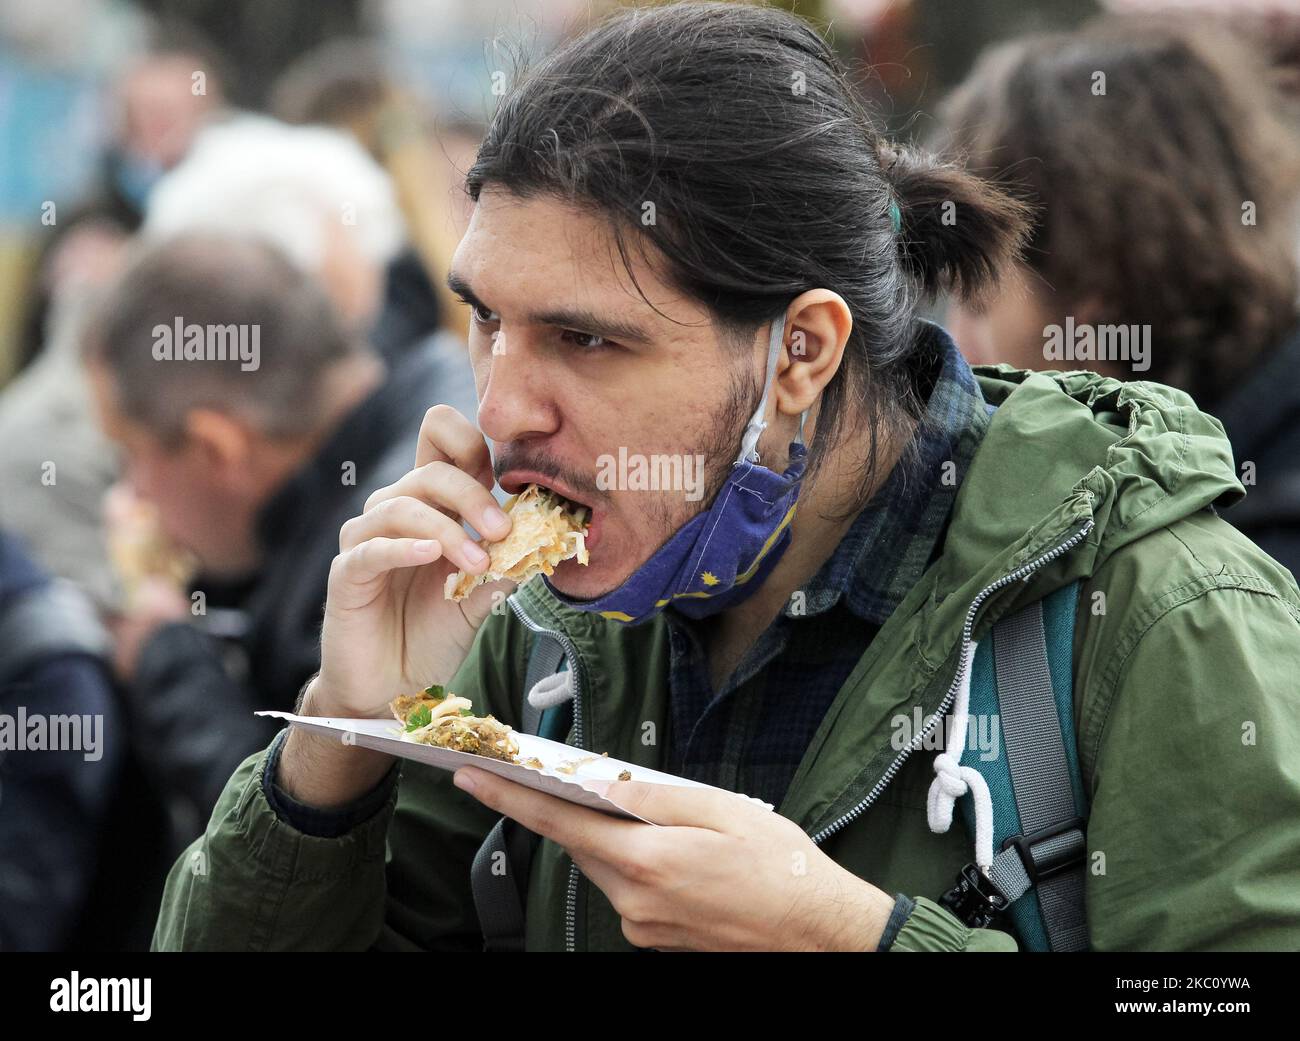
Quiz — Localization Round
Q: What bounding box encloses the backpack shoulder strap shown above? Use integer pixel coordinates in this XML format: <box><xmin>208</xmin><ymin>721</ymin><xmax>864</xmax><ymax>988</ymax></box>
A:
<box><xmin>952</xmin><ymin>580</ymin><xmax>1090</xmax><ymax>951</ymax></box>
<box><xmin>470</xmin><ymin>630</ymin><xmax>566</xmax><ymax>951</ymax></box>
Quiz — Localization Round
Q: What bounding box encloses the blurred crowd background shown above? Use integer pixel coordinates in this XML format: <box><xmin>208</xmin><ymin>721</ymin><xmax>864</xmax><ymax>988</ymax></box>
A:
<box><xmin>4</xmin><ymin>0</ymin><xmax>1300</xmax><ymax>951</ymax></box>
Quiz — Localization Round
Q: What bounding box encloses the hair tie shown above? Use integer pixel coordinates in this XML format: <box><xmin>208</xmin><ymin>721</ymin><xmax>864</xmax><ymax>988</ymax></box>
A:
<box><xmin>888</xmin><ymin>199</ymin><xmax>902</xmax><ymax>234</ymax></box>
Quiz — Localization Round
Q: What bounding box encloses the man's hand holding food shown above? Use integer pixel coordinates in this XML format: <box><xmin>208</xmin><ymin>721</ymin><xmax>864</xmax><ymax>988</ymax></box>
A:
<box><xmin>451</xmin><ymin>765</ymin><xmax>896</xmax><ymax>951</ymax></box>
<box><xmin>279</xmin><ymin>404</ymin><xmax>518</xmax><ymax>808</ymax></box>
<box><xmin>103</xmin><ymin>482</ymin><xmax>195</xmax><ymax>680</ymax></box>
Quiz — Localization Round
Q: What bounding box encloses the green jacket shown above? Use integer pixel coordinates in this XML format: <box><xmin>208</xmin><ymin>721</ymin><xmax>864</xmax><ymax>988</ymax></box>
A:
<box><xmin>153</xmin><ymin>368</ymin><xmax>1300</xmax><ymax>951</ymax></box>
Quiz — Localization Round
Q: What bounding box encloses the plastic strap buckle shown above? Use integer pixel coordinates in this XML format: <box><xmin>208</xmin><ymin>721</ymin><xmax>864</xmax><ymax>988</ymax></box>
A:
<box><xmin>939</xmin><ymin>862</ymin><xmax>1010</xmax><ymax>929</ymax></box>
<box><xmin>1002</xmin><ymin>816</ymin><xmax>1086</xmax><ymax>885</ymax></box>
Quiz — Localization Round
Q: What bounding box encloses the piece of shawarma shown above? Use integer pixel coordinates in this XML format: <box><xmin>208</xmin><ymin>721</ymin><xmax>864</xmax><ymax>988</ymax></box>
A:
<box><xmin>444</xmin><ymin>484</ymin><xmax>589</xmax><ymax>601</ymax></box>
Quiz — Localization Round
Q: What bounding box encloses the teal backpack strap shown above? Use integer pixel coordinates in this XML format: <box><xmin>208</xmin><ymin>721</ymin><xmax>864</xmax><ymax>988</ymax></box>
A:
<box><xmin>470</xmin><ymin>630</ymin><xmax>568</xmax><ymax>951</ymax></box>
<box><xmin>942</xmin><ymin>581</ymin><xmax>1091</xmax><ymax>951</ymax></box>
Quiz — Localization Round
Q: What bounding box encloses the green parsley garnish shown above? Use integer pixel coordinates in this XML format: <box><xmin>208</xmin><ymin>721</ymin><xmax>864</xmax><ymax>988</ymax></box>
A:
<box><xmin>404</xmin><ymin>704</ymin><xmax>432</xmax><ymax>731</ymax></box>
<box><xmin>422</xmin><ymin>684</ymin><xmax>447</xmax><ymax>701</ymax></box>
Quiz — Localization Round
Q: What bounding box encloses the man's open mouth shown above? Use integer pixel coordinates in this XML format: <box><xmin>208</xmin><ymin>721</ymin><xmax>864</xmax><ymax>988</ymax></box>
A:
<box><xmin>444</xmin><ymin>478</ymin><xmax>595</xmax><ymax>601</ymax></box>
<box><xmin>499</xmin><ymin>473</ymin><xmax>585</xmax><ymax>509</ymax></box>
<box><xmin>498</xmin><ymin>470</ymin><xmax>601</xmax><ymax>551</ymax></box>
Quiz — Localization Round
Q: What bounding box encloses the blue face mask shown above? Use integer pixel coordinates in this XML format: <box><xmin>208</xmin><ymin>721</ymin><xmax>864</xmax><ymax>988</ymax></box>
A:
<box><xmin>544</xmin><ymin>309</ymin><xmax>808</xmax><ymax>625</ymax></box>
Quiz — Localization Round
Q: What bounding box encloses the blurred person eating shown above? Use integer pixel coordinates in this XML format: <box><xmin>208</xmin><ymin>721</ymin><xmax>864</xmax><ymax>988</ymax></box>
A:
<box><xmin>0</xmin><ymin>19</ymin><xmax>229</xmax><ymax>613</ymax></box>
<box><xmin>85</xmin><ymin>232</ymin><xmax>463</xmax><ymax>856</ymax></box>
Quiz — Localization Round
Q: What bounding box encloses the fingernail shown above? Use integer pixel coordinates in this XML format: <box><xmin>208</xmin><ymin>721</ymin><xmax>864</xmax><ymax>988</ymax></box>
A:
<box><xmin>414</xmin><ymin>539</ymin><xmax>439</xmax><ymax>553</ymax></box>
<box><xmin>483</xmin><ymin>505</ymin><xmax>509</xmax><ymax>533</ymax></box>
<box><xmin>453</xmin><ymin>770</ymin><xmax>476</xmax><ymax>794</ymax></box>
<box><xmin>462</xmin><ymin>540</ymin><xmax>489</xmax><ymax>566</ymax></box>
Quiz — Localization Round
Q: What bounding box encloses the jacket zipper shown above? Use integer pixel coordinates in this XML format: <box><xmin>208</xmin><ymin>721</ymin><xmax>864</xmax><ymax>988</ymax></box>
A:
<box><xmin>808</xmin><ymin>518</ymin><xmax>1095</xmax><ymax>847</ymax></box>
<box><xmin>508</xmin><ymin>596</ymin><xmax>584</xmax><ymax>952</ymax></box>
<box><xmin>507</xmin><ymin>517</ymin><xmax>1093</xmax><ymax>948</ymax></box>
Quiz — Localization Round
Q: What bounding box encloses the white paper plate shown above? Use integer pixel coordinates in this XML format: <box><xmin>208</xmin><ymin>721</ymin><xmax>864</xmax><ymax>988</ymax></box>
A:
<box><xmin>257</xmin><ymin>711</ymin><xmax>773</xmax><ymax>824</ymax></box>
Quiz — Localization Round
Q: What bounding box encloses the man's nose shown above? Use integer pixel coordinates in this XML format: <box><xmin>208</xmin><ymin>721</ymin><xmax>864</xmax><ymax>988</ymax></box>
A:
<box><xmin>475</xmin><ymin>332</ymin><xmax>559</xmax><ymax>444</ymax></box>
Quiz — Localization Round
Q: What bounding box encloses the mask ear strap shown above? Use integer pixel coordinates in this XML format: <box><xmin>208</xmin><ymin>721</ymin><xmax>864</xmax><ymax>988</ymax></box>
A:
<box><xmin>737</xmin><ymin>310</ymin><xmax>788</xmax><ymax>465</ymax></box>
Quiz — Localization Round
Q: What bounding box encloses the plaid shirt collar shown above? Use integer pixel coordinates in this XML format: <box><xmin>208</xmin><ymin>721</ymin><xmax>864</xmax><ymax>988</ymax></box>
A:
<box><xmin>655</xmin><ymin>323</ymin><xmax>991</xmax><ymax>806</ymax></box>
<box><xmin>778</xmin><ymin>320</ymin><xmax>991</xmax><ymax>626</ymax></box>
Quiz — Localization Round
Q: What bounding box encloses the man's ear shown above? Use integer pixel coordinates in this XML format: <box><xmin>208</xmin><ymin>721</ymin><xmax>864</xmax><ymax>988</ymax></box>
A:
<box><xmin>777</xmin><ymin>289</ymin><xmax>852</xmax><ymax>416</ymax></box>
<box><xmin>183</xmin><ymin>408</ymin><xmax>253</xmax><ymax>481</ymax></box>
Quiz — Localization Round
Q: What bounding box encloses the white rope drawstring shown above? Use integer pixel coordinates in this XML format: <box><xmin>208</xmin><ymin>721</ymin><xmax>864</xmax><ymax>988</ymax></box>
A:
<box><xmin>527</xmin><ymin>668</ymin><xmax>575</xmax><ymax>711</ymax></box>
<box><xmin>926</xmin><ymin>638</ymin><xmax>996</xmax><ymax>872</ymax></box>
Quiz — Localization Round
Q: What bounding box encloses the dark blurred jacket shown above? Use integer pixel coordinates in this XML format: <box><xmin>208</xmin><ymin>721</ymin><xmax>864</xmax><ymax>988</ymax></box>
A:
<box><xmin>127</xmin><ymin>338</ymin><xmax>476</xmax><ymax>857</ymax></box>
<box><xmin>0</xmin><ymin>531</ymin><xmax>121</xmax><ymax>950</ymax></box>
<box><xmin>371</xmin><ymin>247</ymin><xmax>443</xmax><ymax>363</ymax></box>
<box><xmin>1211</xmin><ymin>323</ymin><xmax>1300</xmax><ymax>580</ymax></box>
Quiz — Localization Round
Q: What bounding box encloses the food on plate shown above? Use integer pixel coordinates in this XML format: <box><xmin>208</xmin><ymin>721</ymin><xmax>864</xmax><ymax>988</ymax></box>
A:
<box><xmin>444</xmin><ymin>484</ymin><xmax>589</xmax><ymax>601</ymax></box>
<box><xmin>617</xmin><ymin>769</ymin><xmax>632</xmax><ymax>781</ymax></box>
<box><xmin>390</xmin><ymin>684</ymin><xmax>520</xmax><ymax>764</ymax></box>
<box><xmin>105</xmin><ymin>487</ymin><xmax>197</xmax><ymax>604</ymax></box>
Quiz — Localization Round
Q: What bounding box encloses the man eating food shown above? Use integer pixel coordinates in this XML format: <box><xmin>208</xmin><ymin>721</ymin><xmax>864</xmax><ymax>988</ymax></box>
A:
<box><xmin>153</xmin><ymin>2</ymin><xmax>1300</xmax><ymax>952</ymax></box>
<box><xmin>443</xmin><ymin>484</ymin><xmax>589</xmax><ymax>602</ymax></box>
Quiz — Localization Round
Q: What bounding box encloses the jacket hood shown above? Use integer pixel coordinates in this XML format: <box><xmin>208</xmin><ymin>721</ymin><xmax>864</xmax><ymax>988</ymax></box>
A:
<box><xmin>925</xmin><ymin>365</ymin><xmax>1244</xmax><ymax>651</ymax></box>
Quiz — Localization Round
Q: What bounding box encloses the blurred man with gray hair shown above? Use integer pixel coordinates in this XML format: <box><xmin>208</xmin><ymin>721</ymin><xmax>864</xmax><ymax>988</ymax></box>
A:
<box><xmin>85</xmin><ymin>232</ymin><xmax>469</xmax><ymax>858</ymax></box>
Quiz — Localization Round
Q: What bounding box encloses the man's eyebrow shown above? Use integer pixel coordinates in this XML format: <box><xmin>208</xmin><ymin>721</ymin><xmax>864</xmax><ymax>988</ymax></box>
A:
<box><xmin>446</xmin><ymin>269</ymin><xmax>655</xmax><ymax>346</ymax></box>
<box><xmin>528</xmin><ymin>304</ymin><xmax>655</xmax><ymax>346</ymax></box>
<box><xmin>446</xmin><ymin>270</ymin><xmax>486</xmax><ymax>311</ymax></box>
